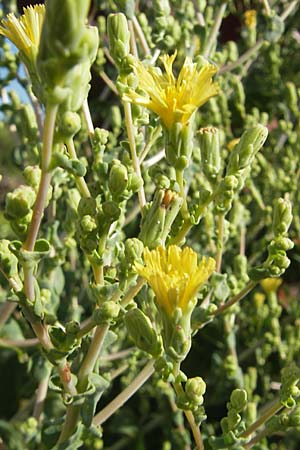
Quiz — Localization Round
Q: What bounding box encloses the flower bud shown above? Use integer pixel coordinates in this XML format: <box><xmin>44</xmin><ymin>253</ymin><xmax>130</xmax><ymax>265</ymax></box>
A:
<box><xmin>102</xmin><ymin>201</ymin><xmax>121</xmax><ymax>222</ymax></box>
<box><xmin>185</xmin><ymin>377</ymin><xmax>206</xmax><ymax>404</ymax></box>
<box><xmin>125</xmin><ymin>308</ymin><xmax>162</xmax><ymax>357</ymax></box>
<box><xmin>260</xmin><ymin>277</ymin><xmax>282</xmax><ymax>294</ymax></box>
<box><xmin>227</xmin><ymin>125</ymin><xmax>268</xmax><ymax>175</ymax></box>
<box><xmin>107</xmin><ymin>13</ymin><xmax>130</xmax><ymax>67</ymax></box>
<box><xmin>273</xmin><ymin>198</ymin><xmax>293</xmax><ymax>235</ymax></box>
<box><xmin>58</xmin><ymin>111</ymin><xmax>81</xmax><ymax>138</ymax></box>
<box><xmin>93</xmin><ymin>301</ymin><xmax>120</xmax><ymax>324</ymax></box>
<box><xmin>165</xmin><ymin>122</ymin><xmax>192</xmax><ymax>169</ymax></box>
<box><xmin>5</xmin><ymin>185</ymin><xmax>36</xmax><ymax>219</ymax></box>
<box><xmin>198</xmin><ymin>126</ymin><xmax>221</xmax><ymax>181</ymax></box>
<box><xmin>78</xmin><ymin>197</ymin><xmax>97</xmax><ymax>216</ymax></box>
<box><xmin>81</xmin><ymin>215</ymin><xmax>97</xmax><ymax>233</ymax></box>
<box><xmin>124</xmin><ymin>238</ymin><xmax>144</xmax><ymax>263</ymax></box>
<box><xmin>0</xmin><ymin>239</ymin><xmax>20</xmax><ymax>281</ymax></box>
<box><xmin>23</xmin><ymin>166</ymin><xmax>41</xmax><ymax>189</ymax></box>
<box><xmin>230</xmin><ymin>389</ymin><xmax>247</xmax><ymax>413</ymax></box>
<box><xmin>108</xmin><ymin>161</ymin><xmax>128</xmax><ymax>197</ymax></box>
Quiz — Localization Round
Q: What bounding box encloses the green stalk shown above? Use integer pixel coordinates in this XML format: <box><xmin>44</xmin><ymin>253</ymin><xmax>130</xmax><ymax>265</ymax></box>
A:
<box><xmin>65</xmin><ymin>137</ymin><xmax>91</xmax><ymax>198</ymax></box>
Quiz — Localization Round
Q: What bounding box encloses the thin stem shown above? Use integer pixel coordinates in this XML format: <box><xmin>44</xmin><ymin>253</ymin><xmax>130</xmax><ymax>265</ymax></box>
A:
<box><xmin>281</xmin><ymin>0</ymin><xmax>298</xmax><ymax>21</ymax></box>
<box><xmin>123</xmin><ymin>101</ymin><xmax>146</xmax><ymax>211</ymax></box>
<box><xmin>93</xmin><ymin>359</ymin><xmax>155</xmax><ymax>426</ymax></box>
<box><xmin>219</xmin><ymin>40</ymin><xmax>265</xmax><ymax>75</ymax></box>
<box><xmin>121</xmin><ymin>277</ymin><xmax>145</xmax><ymax>306</ymax></box>
<box><xmin>99</xmin><ymin>71</ymin><xmax>119</xmax><ymax>95</ymax></box>
<box><xmin>82</xmin><ymin>98</ymin><xmax>95</xmax><ymax>137</ymax></box>
<box><xmin>241</xmin><ymin>398</ymin><xmax>283</xmax><ymax>439</ymax></box>
<box><xmin>132</xmin><ymin>15</ymin><xmax>151</xmax><ymax>56</ymax></box>
<box><xmin>78</xmin><ymin>316</ymin><xmax>96</xmax><ymax>339</ymax></box>
<box><xmin>262</xmin><ymin>0</ymin><xmax>271</xmax><ymax>15</ymax></box>
<box><xmin>139</xmin><ymin>125</ymin><xmax>162</xmax><ymax>163</ymax></box>
<box><xmin>243</xmin><ymin>427</ymin><xmax>270</xmax><ymax>450</ymax></box>
<box><xmin>101</xmin><ymin>347</ymin><xmax>134</xmax><ymax>362</ymax></box>
<box><xmin>203</xmin><ymin>3</ymin><xmax>227</xmax><ymax>58</ymax></box>
<box><xmin>213</xmin><ymin>280</ymin><xmax>257</xmax><ymax>316</ymax></box>
<box><xmin>33</xmin><ymin>368</ymin><xmax>51</xmax><ymax>421</ymax></box>
<box><xmin>128</xmin><ymin>20</ymin><xmax>138</xmax><ymax>57</ymax></box>
<box><xmin>176</xmin><ymin>169</ymin><xmax>190</xmax><ymax>220</ymax></box>
<box><xmin>65</xmin><ymin>137</ymin><xmax>91</xmax><ymax>198</ymax></box>
<box><xmin>77</xmin><ymin>324</ymin><xmax>109</xmax><ymax>392</ymax></box>
<box><xmin>215</xmin><ymin>214</ymin><xmax>224</xmax><ymax>273</ymax></box>
<box><xmin>24</xmin><ymin>103</ymin><xmax>58</xmax><ymax>251</ymax></box>
<box><xmin>0</xmin><ymin>302</ymin><xmax>17</xmax><ymax>328</ymax></box>
<box><xmin>0</xmin><ymin>337</ymin><xmax>39</xmax><ymax>347</ymax></box>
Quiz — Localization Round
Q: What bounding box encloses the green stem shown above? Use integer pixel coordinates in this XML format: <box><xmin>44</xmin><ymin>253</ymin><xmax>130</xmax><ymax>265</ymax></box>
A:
<box><xmin>77</xmin><ymin>324</ymin><xmax>109</xmax><ymax>392</ymax></box>
<box><xmin>100</xmin><ymin>70</ymin><xmax>119</xmax><ymax>95</ymax></box>
<box><xmin>65</xmin><ymin>137</ymin><xmax>91</xmax><ymax>198</ymax></box>
<box><xmin>132</xmin><ymin>15</ymin><xmax>151</xmax><ymax>56</ymax></box>
<box><xmin>203</xmin><ymin>2</ymin><xmax>227</xmax><ymax>58</ymax></box>
<box><xmin>215</xmin><ymin>214</ymin><xmax>225</xmax><ymax>273</ymax></box>
<box><xmin>176</xmin><ymin>169</ymin><xmax>190</xmax><ymax>220</ymax></box>
<box><xmin>213</xmin><ymin>280</ymin><xmax>257</xmax><ymax>316</ymax></box>
<box><xmin>219</xmin><ymin>40</ymin><xmax>265</xmax><ymax>74</ymax></box>
<box><xmin>123</xmin><ymin>101</ymin><xmax>146</xmax><ymax>211</ymax></box>
<box><xmin>241</xmin><ymin>398</ymin><xmax>283</xmax><ymax>439</ymax></box>
<box><xmin>93</xmin><ymin>359</ymin><xmax>155</xmax><ymax>426</ymax></box>
<box><xmin>0</xmin><ymin>301</ymin><xmax>17</xmax><ymax>328</ymax></box>
<box><xmin>121</xmin><ymin>277</ymin><xmax>145</xmax><ymax>306</ymax></box>
<box><xmin>24</xmin><ymin>103</ymin><xmax>58</xmax><ymax>252</ymax></box>
<box><xmin>82</xmin><ymin>98</ymin><xmax>95</xmax><ymax>137</ymax></box>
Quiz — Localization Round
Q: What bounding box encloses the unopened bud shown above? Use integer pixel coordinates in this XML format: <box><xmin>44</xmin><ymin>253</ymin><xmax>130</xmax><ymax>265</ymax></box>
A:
<box><xmin>125</xmin><ymin>308</ymin><xmax>162</xmax><ymax>357</ymax></box>
<box><xmin>5</xmin><ymin>186</ymin><xmax>36</xmax><ymax>219</ymax></box>
<box><xmin>230</xmin><ymin>389</ymin><xmax>247</xmax><ymax>412</ymax></box>
<box><xmin>107</xmin><ymin>13</ymin><xmax>130</xmax><ymax>66</ymax></box>
<box><xmin>59</xmin><ymin>111</ymin><xmax>81</xmax><ymax>137</ymax></box>
<box><xmin>198</xmin><ymin>126</ymin><xmax>221</xmax><ymax>180</ymax></box>
<box><xmin>273</xmin><ymin>198</ymin><xmax>293</xmax><ymax>235</ymax></box>
<box><xmin>185</xmin><ymin>377</ymin><xmax>206</xmax><ymax>404</ymax></box>
<box><xmin>109</xmin><ymin>161</ymin><xmax>128</xmax><ymax>197</ymax></box>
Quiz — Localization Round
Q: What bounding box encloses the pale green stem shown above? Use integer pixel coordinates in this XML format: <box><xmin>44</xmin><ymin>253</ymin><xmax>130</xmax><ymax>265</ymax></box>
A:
<box><xmin>219</xmin><ymin>39</ymin><xmax>265</xmax><ymax>74</ymax></box>
<box><xmin>213</xmin><ymin>280</ymin><xmax>257</xmax><ymax>316</ymax></box>
<box><xmin>82</xmin><ymin>98</ymin><xmax>95</xmax><ymax>137</ymax></box>
<box><xmin>139</xmin><ymin>125</ymin><xmax>162</xmax><ymax>163</ymax></box>
<box><xmin>132</xmin><ymin>15</ymin><xmax>151</xmax><ymax>56</ymax></box>
<box><xmin>0</xmin><ymin>337</ymin><xmax>39</xmax><ymax>347</ymax></box>
<box><xmin>77</xmin><ymin>324</ymin><xmax>110</xmax><ymax>392</ymax></box>
<box><xmin>24</xmin><ymin>103</ymin><xmax>58</xmax><ymax>251</ymax></box>
<box><xmin>0</xmin><ymin>301</ymin><xmax>17</xmax><ymax>328</ymax></box>
<box><xmin>65</xmin><ymin>137</ymin><xmax>91</xmax><ymax>198</ymax></box>
<box><xmin>262</xmin><ymin>0</ymin><xmax>272</xmax><ymax>16</ymax></box>
<box><xmin>123</xmin><ymin>101</ymin><xmax>146</xmax><ymax>211</ymax></box>
<box><xmin>241</xmin><ymin>398</ymin><xmax>283</xmax><ymax>439</ymax></box>
<box><xmin>93</xmin><ymin>359</ymin><xmax>155</xmax><ymax>426</ymax></box>
<box><xmin>243</xmin><ymin>428</ymin><xmax>270</xmax><ymax>450</ymax></box>
<box><xmin>215</xmin><ymin>214</ymin><xmax>225</xmax><ymax>273</ymax></box>
<box><xmin>128</xmin><ymin>19</ymin><xmax>138</xmax><ymax>57</ymax></box>
<box><xmin>203</xmin><ymin>2</ymin><xmax>227</xmax><ymax>58</ymax></box>
<box><xmin>176</xmin><ymin>169</ymin><xmax>190</xmax><ymax>220</ymax></box>
<box><xmin>100</xmin><ymin>70</ymin><xmax>119</xmax><ymax>95</ymax></box>
<box><xmin>33</xmin><ymin>367</ymin><xmax>51</xmax><ymax>421</ymax></box>
<box><xmin>281</xmin><ymin>0</ymin><xmax>298</xmax><ymax>21</ymax></box>
<box><xmin>121</xmin><ymin>277</ymin><xmax>145</xmax><ymax>306</ymax></box>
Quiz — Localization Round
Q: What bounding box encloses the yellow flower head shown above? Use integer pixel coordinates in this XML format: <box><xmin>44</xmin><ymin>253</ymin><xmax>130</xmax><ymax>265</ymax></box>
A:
<box><xmin>0</xmin><ymin>5</ymin><xmax>45</xmax><ymax>65</ymax></box>
<box><xmin>244</xmin><ymin>10</ymin><xmax>257</xmax><ymax>29</ymax></box>
<box><xmin>124</xmin><ymin>52</ymin><xmax>219</xmax><ymax>129</ymax></box>
<box><xmin>134</xmin><ymin>245</ymin><xmax>215</xmax><ymax>316</ymax></box>
<box><xmin>260</xmin><ymin>277</ymin><xmax>283</xmax><ymax>294</ymax></box>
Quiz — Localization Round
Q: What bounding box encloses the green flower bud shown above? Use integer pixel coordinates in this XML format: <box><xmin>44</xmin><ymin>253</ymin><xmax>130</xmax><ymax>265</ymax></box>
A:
<box><xmin>58</xmin><ymin>111</ymin><xmax>81</xmax><ymax>138</ymax></box>
<box><xmin>227</xmin><ymin>125</ymin><xmax>268</xmax><ymax>176</ymax></box>
<box><xmin>185</xmin><ymin>377</ymin><xmax>206</xmax><ymax>404</ymax></box>
<box><xmin>125</xmin><ymin>308</ymin><xmax>162</xmax><ymax>357</ymax></box>
<box><xmin>198</xmin><ymin>126</ymin><xmax>221</xmax><ymax>181</ymax></box>
<box><xmin>165</xmin><ymin>122</ymin><xmax>193</xmax><ymax>169</ymax></box>
<box><xmin>230</xmin><ymin>389</ymin><xmax>247</xmax><ymax>412</ymax></box>
<box><xmin>0</xmin><ymin>239</ymin><xmax>20</xmax><ymax>282</ymax></box>
<box><xmin>124</xmin><ymin>238</ymin><xmax>144</xmax><ymax>263</ymax></box>
<box><xmin>109</xmin><ymin>161</ymin><xmax>128</xmax><ymax>197</ymax></box>
<box><xmin>81</xmin><ymin>215</ymin><xmax>97</xmax><ymax>233</ymax></box>
<box><xmin>78</xmin><ymin>197</ymin><xmax>97</xmax><ymax>216</ymax></box>
<box><xmin>65</xmin><ymin>321</ymin><xmax>81</xmax><ymax>334</ymax></box>
<box><xmin>273</xmin><ymin>198</ymin><xmax>293</xmax><ymax>235</ymax></box>
<box><xmin>127</xmin><ymin>172</ymin><xmax>143</xmax><ymax>193</ymax></box>
<box><xmin>93</xmin><ymin>301</ymin><xmax>120</xmax><ymax>324</ymax></box>
<box><xmin>5</xmin><ymin>185</ymin><xmax>36</xmax><ymax>220</ymax></box>
<box><xmin>23</xmin><ymin>166</ymin><xmax>41</xmax><ymax>189</ymax></box>
<box><xmin>107</xmin><ymin>13</ymin><xmax>130</xmax><ymax>67</ymax></box>
<box><xmin>102</xmin><ymin>201</ymin><xmax>121</xmax><ymax>222</ymax></box>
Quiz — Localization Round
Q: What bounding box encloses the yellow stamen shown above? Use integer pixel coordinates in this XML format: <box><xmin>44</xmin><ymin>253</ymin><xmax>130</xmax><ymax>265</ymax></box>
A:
<box><xmin>124</xmin><ymin>52</ymin><xmax>219</xmax><ymax>129</ymax></box>
<box><xmin>134</xmin><ymin>245</ymin><xmax>215</xmax><ymax>316</ymax></box>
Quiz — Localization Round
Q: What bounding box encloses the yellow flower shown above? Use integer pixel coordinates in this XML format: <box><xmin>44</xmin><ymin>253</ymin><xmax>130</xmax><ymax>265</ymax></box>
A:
<box><xmin>244</xmin><ymin>10</ymin><xmax>257</xmax><ymax>29</ymax></box>
<box><xmin>134</xmin><ymin>245</ymin><xmax>215</xmax><ymax>316</ymax></box>
<box><xmin>260</xmin><ymin>277</ymin><xmax>282</xmax><ymax>294</ymax></box>
<box><xmin>0</xmin><ymin>5</ymin><xmax>45</xmax><ymax>65</ymax></box>
<box><xmin>124</xmin><ymin>52</ymin><xmax>219</xmax><ymax>129</ymax></box>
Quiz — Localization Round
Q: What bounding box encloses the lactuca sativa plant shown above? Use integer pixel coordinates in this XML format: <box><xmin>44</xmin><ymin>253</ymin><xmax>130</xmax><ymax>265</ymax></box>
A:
<box><xmin>0</xmin><ymin>1</ymin><xmax>300</xmax><ymax>449</ymax></box>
